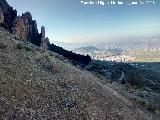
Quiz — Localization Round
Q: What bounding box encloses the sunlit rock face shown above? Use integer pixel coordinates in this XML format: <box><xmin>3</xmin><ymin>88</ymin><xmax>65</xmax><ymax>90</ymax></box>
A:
<box><xmin>0</xmin><ymin>0</ymin><xmax>41</xmax><ymax>45</ymax></box>
<box><xmin>12</xmin><ymin>12</ymin><xmax>36</xmax><ymax>41</ymax></box>
<box><xmin>11</xmin><ymin>12</ymin><xmax>41</xmax><ymax>45</ymax></box>
<box><xmin>0</xmin><ymin>0</ymin><xmax>49</xmax><ymax>49</ymax></box>
<box><xmin>12</xmin><ymin>14</ymin><xmax>31</xmax><ymax>41</ymax></box>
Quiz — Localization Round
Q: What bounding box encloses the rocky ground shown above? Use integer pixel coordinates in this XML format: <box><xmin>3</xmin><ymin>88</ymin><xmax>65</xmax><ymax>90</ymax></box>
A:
<box><xmin>0</xmin><ymin>28</ymin><xmax>159</xmax><ymax>120</ymax></box>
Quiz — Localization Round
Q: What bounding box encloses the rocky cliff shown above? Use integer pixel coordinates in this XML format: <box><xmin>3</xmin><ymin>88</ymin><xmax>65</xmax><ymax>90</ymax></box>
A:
<box><xmin>0</xmin><ymin>0</ymin><xmax>91</xmax><ymax>64</ymax></box>
<box><xmin>40</xmin><ymin>26</ymin><xmax>50</xmax><ymax>50</ymax></box>
<box><xmin>0</xmin><ymin>0</ymin><xmax>48</xmax><ymax>49</ymax></box>
<box><xmin>0</xmin><ymin>0</ymin><xmax>17</xmax><ymax>30</ymax></box>
<box><xmin>11</xmin><ymin>12</ymin><xmax>41</xmax><ymax>45</ymax></box>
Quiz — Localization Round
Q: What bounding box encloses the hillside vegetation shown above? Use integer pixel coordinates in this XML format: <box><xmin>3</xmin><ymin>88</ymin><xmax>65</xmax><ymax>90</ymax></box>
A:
<box><xmin>0</xmin><ymin>28</ymin><xmax>159</xmax><ymax>119</ymax></box>
<box><xmin>85</xmin><ymin>60</ymin><xmax>160</xmax><ymax>115</ymax></box>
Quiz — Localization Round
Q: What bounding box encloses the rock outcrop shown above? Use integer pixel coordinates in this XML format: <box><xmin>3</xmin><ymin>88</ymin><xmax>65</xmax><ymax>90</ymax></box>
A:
<box><xmin>11</xmin><ymin>12</ymin><xmax>40</xmax><ymax>45</ymax></box>
<box><xmin>0</xmin><ymin>0</ymin><xmax>17</xmax><ymax>30</ymax></box>
<box><xmin>0</xmin><ymin>0</ymin><xmax>46</xmax><ymax>48</ymax></box>
<box><xmin>40</xmin><ymin>26</ymin><xmax>50</xmax><ymax>50</ymax></box>
<box><xmin>0</xmin><ymin>0</ymin><xmax>92</xmax><ymax>64</ymax></box>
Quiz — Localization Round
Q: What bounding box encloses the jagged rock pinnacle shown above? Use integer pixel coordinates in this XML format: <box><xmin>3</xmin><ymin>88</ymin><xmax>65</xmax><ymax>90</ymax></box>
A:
<box><xmin>0</xmin><ymin>0</ymin><xmax>17</xmax><ymax>30</ymax></box>
<box><xmin>41</xmin><ymin>26</ymin><xmax>45</xmax><ymax>38</ymax></box>
<box><xmin>40</xmin><ymin>26</ymin><xmax>49</xmax><ymax>50</ymax></box>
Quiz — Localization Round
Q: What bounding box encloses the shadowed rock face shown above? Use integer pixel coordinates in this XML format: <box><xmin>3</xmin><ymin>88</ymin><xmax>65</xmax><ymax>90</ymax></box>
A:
<box><xmin>40</xmin><ymin>37</ymin><xmax>50</xmax><ymax>50</ymax></box>
<box><xmin>0</xmin><ymin>0</ymin><xmax>17</xmax><ymax>30</ymax></box>
<box><xmin>12</xmin><ymin>14</ymin><xmax>31</xmax><ymax>41</ymax></box>
<box><xmin>0</xmin><ymin>8</ymin><xmax>4</xmax><ymax>24</ymax></box>
<box><xmin>40</xmin><ymin>26</ymin><xmax>50</xmax><ymax>50</ymax></box>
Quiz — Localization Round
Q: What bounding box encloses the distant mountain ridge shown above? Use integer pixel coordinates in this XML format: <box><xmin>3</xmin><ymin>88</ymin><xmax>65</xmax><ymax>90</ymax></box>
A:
<box><xmin>73</xmin><ymin>46</ymin><xmax>102</xmax><ymax>53</ymax></box>
<box><xmin>54</xmin><ymin>37</ymin><xmax>160</xmax><ymax>52</ymax></box>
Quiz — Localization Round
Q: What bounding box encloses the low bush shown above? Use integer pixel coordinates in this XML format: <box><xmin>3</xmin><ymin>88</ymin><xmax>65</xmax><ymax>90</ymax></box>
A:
<box><xmin>16</xmin><ymin>43</ymin><xmax>25</xmax><ymax>50</ymax></box>
<box><xmin>43</xmin><ymin>63</ymin><xmax>60</xmax><ymax>73</ymax></box>
<box><xmin>25</xmin><ymin>46</ymin><xmax>32</xmax><ymax>51</ymax></box>
<box><xmin>0</xmin><ymin>42</ymin><xmax>7</xmax><ymax>49</ymax></box>
<box><xmin>146</xmin><ymin>103</ymin><xmax>159</xmax><ymax>113</ymax></box>
<box><xmin>124</xmin><ymin>71</ymin><xmax>145</xmax><ymax>88</ymax></box>
<box><xmin>16</xmin><ymin>43</ymin><xmax>32</xmax><ymax>51</ymax></box>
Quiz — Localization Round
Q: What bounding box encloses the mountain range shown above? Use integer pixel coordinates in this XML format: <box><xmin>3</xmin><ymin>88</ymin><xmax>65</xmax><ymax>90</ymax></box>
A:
<box><xmin>54</xmin><ymin>36</ymin><xmax>160</xmax><ymax>52</ymax></box>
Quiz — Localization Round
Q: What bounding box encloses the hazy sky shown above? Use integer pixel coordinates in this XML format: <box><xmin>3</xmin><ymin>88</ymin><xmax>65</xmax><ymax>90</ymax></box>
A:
<box><xmin>7</xmin><ymin>0</ymin><xmax>160</xmax><ymax>43</ymax></box>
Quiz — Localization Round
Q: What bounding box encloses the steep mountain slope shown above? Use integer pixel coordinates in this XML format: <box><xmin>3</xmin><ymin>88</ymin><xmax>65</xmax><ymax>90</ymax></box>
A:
<box><xmin>0</xmin><ymin>28</ymin><xmax>158</xmax><ymax>119</ymax></box>
<box><xmin>0</xmin><ymin>0</ymin><xmax>91</xmax><ymax>65</ymax></box>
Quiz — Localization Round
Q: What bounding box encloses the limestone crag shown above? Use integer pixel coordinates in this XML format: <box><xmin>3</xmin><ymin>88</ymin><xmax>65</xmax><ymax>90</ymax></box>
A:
<box><xmin>41</xmin><ymin>26</ymin><xmax>45</xmax><ymax>38</ymax></box>
<box><xmin>0</xmin><ymin>0</ymin><xmax>92</xmax><ymax>65</ymax></box>
<box><xmin>11</xmin><ymin>12</ymin><xmax>40</xmax><ymax>44</ymax></box>
<box><xmin>40</xmin><ymin>26</ymin><xmax>50</xmax><ymax>50</ymax></box>
<box><xmin>0</xmin><ymin>0</ymin><xmax>49</xmax><ymax>49</ymax></box>
<box><xmin>0</xmin><ymin>0</ymin><xmax>17</xmax><ymax>30</ymax></box>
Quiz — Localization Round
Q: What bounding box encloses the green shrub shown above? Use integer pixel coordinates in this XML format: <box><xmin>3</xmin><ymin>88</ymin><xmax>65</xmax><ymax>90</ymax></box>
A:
<box><xmin>16</xmin><ymin>43</ymin><xmax>25</xmax><ymax>50</ymax></box>
<box><xmin>43</xmin><ymin>63</ymin><xmax>60</xmax><ymax>73</ymax></box>
<box><xmin>16</xmin><ymin>43</ymin><xmax>32</xmax><ymax>51</ymax></box>
<box><xmin>125</xmin><ymin>71</ymin><xmax>145</xmax><ymax>88</ymax></box>
<box><xmin>25</xmin><ymin>46</ymin><xmax>32</xmax><ymax>51</ymax></box>
<box><xmin>146</xmin><ymin>103</ymin><xmax>159</xmax><ymax>113</ymax></box>
<box><xmin>0</xmin><ymin>42</ymin><xmax>7</xmax><ymax>49</ymax></box>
